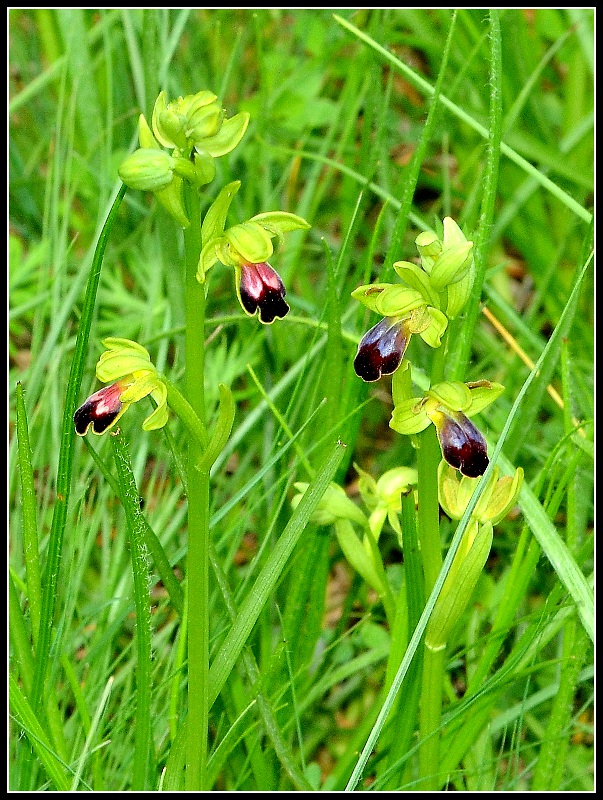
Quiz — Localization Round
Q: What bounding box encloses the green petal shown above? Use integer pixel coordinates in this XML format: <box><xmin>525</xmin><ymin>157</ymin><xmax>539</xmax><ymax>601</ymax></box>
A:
<box><xmin>427</xmin><ymin>381</ymin><xmax>472</xmax><ymax>412</ymax></box>
<box><xmin>196</xmin><ymin>112</ymin><xmax>250</xmax><ymax>157</ymax></box>
<box><xmin>466</xmin><ymin>381</ymin><xmax>505</xmax><ymax>415</ymax></box>
<box><xmin>374</xmin><ymin>286</ymin><xmax>425</xmax><ymax>317</ymax></box>
<box><xmin>351</xmin><ymin>283</ymin><xmax>393</xmax><ymax>313</ymax></box>
<box><xmin>417</xmin><ymin>307</ymin><xmax>448</xmax><ymax>348</ymax></box>
<box><xmin>390</xmin><ymin>397</ymin><xmax>431</xmax><ymax>435</ymax></box>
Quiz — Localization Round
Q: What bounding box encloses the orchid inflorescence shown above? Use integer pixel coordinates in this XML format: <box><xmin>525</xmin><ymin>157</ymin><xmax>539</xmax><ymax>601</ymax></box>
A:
<box><xmin>76</xmin><ymin>89</ymin><xmax>310</xmax><ymax>437</ymax></box>
<box><xmin>352</xmin><ymin>216</ymin><xmax>501</xmax><ymax>479</ymax></box>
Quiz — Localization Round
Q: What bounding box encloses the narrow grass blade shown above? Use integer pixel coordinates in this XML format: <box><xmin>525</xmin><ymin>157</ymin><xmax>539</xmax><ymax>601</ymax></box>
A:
<box><xmin>207</xmin><ymin>440</ymin><xmax>347</xmax><ymax>709</ymax></box>
<box><xmin>333</xmin><ymin>13</ymin><xmax>592</xmax><ymax>223</ymax></box>
<box><xmin>29</xmin><ymin>184</ymin><xmax>126</xmax><ymax>715</ymax></box>
<box><xmin>15</xmin><ymin>382</ymin><xmax>42</xmax><ymax>644</ymax></box>
<box><xmin>9</xmin><ymin>675</ymin><xmax>70</xmax><ymax>791</ymax></box>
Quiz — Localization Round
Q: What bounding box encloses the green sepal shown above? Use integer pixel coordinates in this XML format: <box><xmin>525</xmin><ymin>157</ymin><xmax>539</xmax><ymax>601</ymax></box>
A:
<box><xmin>251</xmin><ymin>211</ymin><xmax>311</xmax><ymax>235</ymax></box>
<box><xmin>96</xmin><ymin>353</ymin><xmax>153</xmax><ymax>383</ymax></box>
<box><xmin>293</xmin><ymin>481</ymin><xmax>368</xmax><ymax>528</ymax></box>
<box><xmin>427</xmin><ymin>381</ymin><xmax>472</xmax><ymax>412</ymax></box>
<box><xmin>197</xmin><ymin>240</ymin><xmax>220</xmax><ymax>283</ymax></box>
<box><xmin>465</xmin><ymin>380</ymin><xmax>505</xmax><ymax>415</ymax></box>
<box><xmin>350</xmin><ymin>283</ymin><xmax>393</xmax><ymax>313</ymax></box>
<box><xmin>225</xmin><ymin>221</ymin><xmax>274</xmax><ymax>264</ymax></box>
<box><xmin>195</xmin><ymin>112</ymin><xmax>250</xmax><ymax>157</ymax></box>
<box><xmin>393</xmin><ymin>260</ymin><xmax>440</xmax><ymax>308</ymax></box>
<box><xmin>390</xmin><ymin>397</ymin><xmax>431</xmax><ymax>435</ymax></box>
<box><xmin>142</xmin><ymin>383</ymin><xmax>169</xmax><ymax>431</ymax></box>
<box><xmin>201</xmin><ymin>181</ymin><xmax>241</xmax><ymax>246</ymax></box>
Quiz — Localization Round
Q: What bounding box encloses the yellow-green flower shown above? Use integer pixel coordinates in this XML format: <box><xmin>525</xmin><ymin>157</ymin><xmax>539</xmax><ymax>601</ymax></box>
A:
<box><xmin>355</xmin><ymin>464</ymin><xmax>417</xmax><ymax>540</ymax></box>
<box><xmin>197</xmin><ymin>181</ymin><xmax>310</xmax><ymax>323</ymax></box>
<box><xmin>151</xmin><ymin>90</ymin><xmax>249</xmax><ymax>158</ymax></box>
<box><xmin>350</xmin><ymin>218</ymin><xmax>474</xmax><ymax>381</ymax></box>
<box><xmin>74</xmin><ymin>339</ymin><xmax>168</xmax><ymax>435</ymax></box>
<box><xmin>438</xmin><ymin>461</ymin><xmax>523</xmax><ymax>525</ymax></box>
<box><xmin>390</xmin><ymin>380</ymin><xmax>504</xmax><ymax>477</ymax></box>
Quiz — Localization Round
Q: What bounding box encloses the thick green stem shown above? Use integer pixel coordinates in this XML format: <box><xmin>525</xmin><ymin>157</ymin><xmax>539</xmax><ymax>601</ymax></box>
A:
<box><xmin>416</xmin><ymin>424</ymin><xmax>444</xmax><ymax>789</ymax></box>
<box><xmin>182</xmin><ymin>183</ymin><xmax>210</xmax><ymax>791</ymax></box>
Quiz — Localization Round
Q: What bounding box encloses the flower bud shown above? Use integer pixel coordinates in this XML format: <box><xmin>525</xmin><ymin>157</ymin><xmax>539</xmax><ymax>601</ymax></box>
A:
<box><xmin>118</xmin><ymin>149</ymin><xmax>175</xmax><ymax>192</ymax></box>
<box><xmin>415</xmin><ymin>230</ymin><xmax>442</xmax><ymax>274</ymax></box>
<box><xmin>426</xmin><ymin>520</ymin><xmax>493</xmax><ymax>650</ymax></box>
<box><xmin>292</xmin><ymin>482</ymin><xmax>367</xmax><ymax>528</ymax></box>
<box><xmin>429</xmin><ymin>241</ymin><xmax>474</xmax><ymax>291</ymax></box>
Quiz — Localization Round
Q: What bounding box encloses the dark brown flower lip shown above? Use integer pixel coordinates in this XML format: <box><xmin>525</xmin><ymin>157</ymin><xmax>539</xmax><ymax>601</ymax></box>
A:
<box><xmin>239</xmin><ymin>262</ymin><xmax>289</xmax><ymax>324</ymax></box>
<box><xmin>434</xmin><ymin>409</ymin><xmax>489</xmax><ymax>478</ymax></box>
<box><xmin>353</xmin><ymin>317</ymin><xmax>410</xmax><ymax>382</ymax></box>
<box><xmin>74</xmin><ymin>383</ymin><xmax>124</xmax><ymax>436</ymax></box>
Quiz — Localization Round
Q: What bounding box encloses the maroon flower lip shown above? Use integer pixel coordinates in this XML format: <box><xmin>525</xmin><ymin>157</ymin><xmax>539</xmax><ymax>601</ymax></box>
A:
<box><xmin>74</xmin><ymin>383</ymin><xmax>124</xmax><ymax>436</ymax></box>
<box><xmin>353</xmin><ymin>317</ymin><xmax>410</xmax><ymax>382</ymax></box>
<box><xmin>435</xmin><ymin>410</ymin><xmax>489</xmax><ymax>478</ymax></box>
<box><xmin>239</xmin><ymin>262</ymin><xmax>290</xmax><ymax>324</ymax></box>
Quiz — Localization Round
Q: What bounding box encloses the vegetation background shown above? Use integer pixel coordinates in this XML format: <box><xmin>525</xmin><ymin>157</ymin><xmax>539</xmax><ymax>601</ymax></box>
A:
<box><xmin>9</xmin><ymin>8</ymin><xmax>593</xmax><ymax>791</ymax></box>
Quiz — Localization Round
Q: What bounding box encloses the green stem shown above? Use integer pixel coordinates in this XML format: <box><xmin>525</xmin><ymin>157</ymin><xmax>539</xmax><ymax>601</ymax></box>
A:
<box><xmin>416</xmin><ymin>424</ymin><xmax>444</xmax><ymax>790</ymax></box>
<box><xmin>182</xmin><ymin>183</ymin><xmax>210</xmax><ymax>791</ymax></box>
